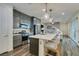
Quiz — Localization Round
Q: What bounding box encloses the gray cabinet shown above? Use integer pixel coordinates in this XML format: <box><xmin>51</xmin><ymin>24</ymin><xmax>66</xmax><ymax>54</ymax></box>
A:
<box><xmin>13</xmin><ymin>34</ymin><xmax>22</xmax><ymax>48</ymax></box>
<box><xmin>13</xmin><ymin>10</ymin><xmax>31</xmax><ymax>29</ymax></box>
<box><xmin>30</xmin><ymin>38</ymin><xmax>39</xmax><ymax>56</ymax></box>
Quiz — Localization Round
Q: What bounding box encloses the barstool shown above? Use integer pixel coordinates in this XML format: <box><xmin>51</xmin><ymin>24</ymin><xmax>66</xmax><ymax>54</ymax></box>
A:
<box><xmin>45</xmin><ymin>40</ymin><xmax>61</xmax><ymax>56</ymax></box>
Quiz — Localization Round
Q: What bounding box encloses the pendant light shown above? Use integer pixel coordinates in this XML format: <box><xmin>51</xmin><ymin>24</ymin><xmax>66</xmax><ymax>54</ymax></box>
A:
<box><xmin>43</xmin><ymin>3</ymin><xmax>49</xmax><ymax>20</ymax></box>
<box><xmin>49</xmin><ymin>9</ymin><xmax>54</xmax><ymax>24</ymax></box>
<box><xmin>42</xmin><ymin>3</ymin><xmax>54</xmax><ymax>24</ymax></box>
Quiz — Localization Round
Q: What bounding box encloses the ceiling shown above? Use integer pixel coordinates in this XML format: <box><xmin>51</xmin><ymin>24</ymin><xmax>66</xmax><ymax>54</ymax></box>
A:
<box><xmin>3</xmin><ymin>3</ymin><xmax>79</xmax><ymax>23</ymax></box>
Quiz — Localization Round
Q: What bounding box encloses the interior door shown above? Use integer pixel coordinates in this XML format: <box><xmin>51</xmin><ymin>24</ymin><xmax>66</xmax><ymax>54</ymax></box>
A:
<box><xmin>0</xmin><ymin>35</ymin><xmax>9</xmax><ymax>54</ymax></box>
<box><xmin>0</xmin><ymin>7</ymin><xmax>10</xmax><ymax>54</ymax></box>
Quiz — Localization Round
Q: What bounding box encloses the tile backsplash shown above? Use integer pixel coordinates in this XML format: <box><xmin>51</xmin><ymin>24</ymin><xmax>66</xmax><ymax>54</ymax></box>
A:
<box><xmin>13</xmin><ymin>29</ymin><xmax>30</xmax><ymax>34</ymax></box>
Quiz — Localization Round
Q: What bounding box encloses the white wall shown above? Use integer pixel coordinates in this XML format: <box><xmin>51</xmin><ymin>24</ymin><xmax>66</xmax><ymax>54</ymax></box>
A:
<box><xmin>60</xmin><ymin>23</ymin><xmax>69</xmax><ymax>35</ymax></box>
<box><xmin>0</xmin><ymin>5</ymin><xmax>13</xmax><ymax>53</ymax></box>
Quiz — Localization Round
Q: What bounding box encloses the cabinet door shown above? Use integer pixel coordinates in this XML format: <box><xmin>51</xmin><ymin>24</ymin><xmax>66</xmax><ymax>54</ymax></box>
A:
<box><xmin>30</xmin><ymin>38</ymin><xmax>39</xmax><ymax>56</ymax></box>
<box><xmin>13</xmin><ymin>16</ymin><xmax>20</xmax><ymax>28</ymax></box>
<box><xmin>13</xmin><ymin>35</ymin><xmax>22</xmax><ymax>48</ymax></box>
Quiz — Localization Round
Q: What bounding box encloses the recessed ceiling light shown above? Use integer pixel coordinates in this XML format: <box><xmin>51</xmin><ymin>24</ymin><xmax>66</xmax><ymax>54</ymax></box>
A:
<box><xmin>62</xmin><ymin>12</ymin><xmax>65</xmax><ymax>15</ymax></box>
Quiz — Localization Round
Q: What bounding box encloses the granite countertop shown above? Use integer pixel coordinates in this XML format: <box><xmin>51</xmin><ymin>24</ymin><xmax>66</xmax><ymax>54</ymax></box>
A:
<box><xmin>13</xmin><ymin>34</ymin><xmax>22</xmax><ymax>36</ymax></box>
<box><xmin>29</xmin><ymin>33</ymin><xmax>57</xmax><ymax>40</ymax></box>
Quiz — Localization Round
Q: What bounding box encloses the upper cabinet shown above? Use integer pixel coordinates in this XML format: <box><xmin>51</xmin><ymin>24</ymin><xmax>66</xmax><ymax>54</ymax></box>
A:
<box><xmin>13</xmin><ymin>10</ymin><xmax>21</xmax><ymax>28</ymax></box>
<box><xmin>13</xmin><ymin>10</ymin><xmax>32</xmax><ymax>29</ymax></box>
<box><xmin>13</xmin><ymin>10</ymin><xmax>41</xmax><ymax>34</ymax></box>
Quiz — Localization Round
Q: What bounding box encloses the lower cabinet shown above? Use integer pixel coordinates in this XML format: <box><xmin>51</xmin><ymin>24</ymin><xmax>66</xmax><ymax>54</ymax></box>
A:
<box><xmin>13</xmin><ymin>34</ymin><xmax>22</xmax><ymax>48</ymax></box>
<box><xmin>30</xmin><ymin>38</ymin><xmax>39</xmax><ymax>56</ymax></box>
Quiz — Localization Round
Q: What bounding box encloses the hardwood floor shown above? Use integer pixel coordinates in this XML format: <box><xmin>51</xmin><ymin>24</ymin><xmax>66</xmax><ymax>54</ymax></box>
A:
<box><xmin>0</xmin><ymin>37</ymin><xmax>79</xmax><ymax>56</ymax></box>
<box><xmin>0</xmin><ymin>44</ymin><xmax>32</xmax><ymax>56</ymax></box>
<box><xmin>61</xmin><ymin>37</ymin><xmax>79</xmax><ymax>56</ymax></box>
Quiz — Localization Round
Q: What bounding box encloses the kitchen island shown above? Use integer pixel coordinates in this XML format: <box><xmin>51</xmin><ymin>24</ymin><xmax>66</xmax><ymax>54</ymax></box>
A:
<box><xmin>29</xmin><ymin>33</ymin><xmax>59</xmax><ymax>56</ymax></box>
